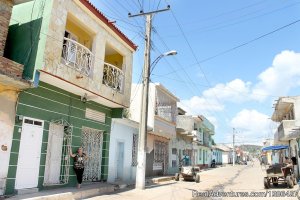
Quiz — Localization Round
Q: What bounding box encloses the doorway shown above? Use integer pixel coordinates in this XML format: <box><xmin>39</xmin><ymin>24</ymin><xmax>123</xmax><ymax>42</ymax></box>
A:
<box><xmin>15</xmin><ymin>118</ymin><xmax>44</xmax><ymax>189</ymax></box>
<box><xmin>116</xmin><ymin>142</ymin><xmax>124</xmax><ymax>180</ymax></box>
<box><xmin>81</xmin><ymin>127</ymin><xmax>103</xmax><ymax>182</ymax></box>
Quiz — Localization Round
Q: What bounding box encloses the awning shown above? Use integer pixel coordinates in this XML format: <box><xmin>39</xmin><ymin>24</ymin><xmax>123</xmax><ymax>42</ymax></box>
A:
<box><xmin>261</xmin><ymin>145</ymin><xmax>289</xmax><ymax>151</ymax></box>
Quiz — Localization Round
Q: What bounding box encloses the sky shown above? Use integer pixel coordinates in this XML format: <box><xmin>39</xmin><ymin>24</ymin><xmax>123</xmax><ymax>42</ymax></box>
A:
<box><xmin>89</xmin><ymin>0</ymin><xmax>300</xmax><ymax>145</ymax></box>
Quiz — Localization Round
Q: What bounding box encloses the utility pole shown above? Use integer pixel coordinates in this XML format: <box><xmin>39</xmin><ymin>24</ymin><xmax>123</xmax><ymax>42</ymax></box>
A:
<box><xmin>232</xmin><ymin>128</ymin><xmax>235</xmax><ymax>166</ymax></box>
<box><xmin>129</xmin><ymin>6</ymin><xmax>170</xmax><ymax>190</ymax></box>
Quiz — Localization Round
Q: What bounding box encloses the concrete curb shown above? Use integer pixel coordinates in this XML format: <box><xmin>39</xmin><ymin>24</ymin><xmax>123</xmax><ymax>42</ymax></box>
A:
<box><xmin>150</xmin><ymin>176</ymin><xmax>175</xmax><ymax>184</ymax></box>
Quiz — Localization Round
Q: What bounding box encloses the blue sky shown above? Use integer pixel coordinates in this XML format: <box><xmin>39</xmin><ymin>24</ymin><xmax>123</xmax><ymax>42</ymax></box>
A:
<box><xmin>90</xmin><ymin>0</ymin><xmax>300</xmax><ymax>145</ymax></box>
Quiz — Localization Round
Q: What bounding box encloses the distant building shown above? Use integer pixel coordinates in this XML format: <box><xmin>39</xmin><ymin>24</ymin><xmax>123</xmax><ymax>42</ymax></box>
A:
<box><xmin>215</xmin><ymin>144</ymin><xmax>232</xmax><ymax>164</ymax></box>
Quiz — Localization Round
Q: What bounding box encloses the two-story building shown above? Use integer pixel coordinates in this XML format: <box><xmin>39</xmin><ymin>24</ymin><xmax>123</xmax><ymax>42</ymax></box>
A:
<box><xmin>130</xmin><ymin>83</ymin><xmax>179</xmax><ymax>176</ymax></box>
<box><xmin>3</xmin><ymin>0</ymin><xmax>136</xmax><ymax>195</ymax></box>
<box><xmin>0</xmin><ymin>0</ymin><xmax>31</xmax><ymax>195</ymax></box>
<box><xmin>169</xmin><ymin>108</ymin><xmax>202</xmax><ymax>174</ymax></box>
<box><xmin>196</xmin><ymin>115</ymin><xmax>215</xmax><ymax>168</ymax></box>
<box><xmin>272</xmin><ymin>96</ymin><xmax>300</xmax><ymax>178</ymax></box>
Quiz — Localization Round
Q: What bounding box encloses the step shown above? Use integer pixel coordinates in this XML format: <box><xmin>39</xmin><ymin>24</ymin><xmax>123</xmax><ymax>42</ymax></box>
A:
<box><xmin>17</xmin><ymin>188</ymin><xmax>39</xmax><ymax>195</ymax></box>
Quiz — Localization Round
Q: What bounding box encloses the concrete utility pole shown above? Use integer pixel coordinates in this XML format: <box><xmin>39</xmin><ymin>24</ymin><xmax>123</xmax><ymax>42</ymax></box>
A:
<box><xmin>129</xmin><ymin>6</ymin><xmax>170</xmax><ymax>190</ymax></box>
<box><xmin>233</xmin><ymin>128</ymin><xmax>235</xmax><ymax>166</ymax></box>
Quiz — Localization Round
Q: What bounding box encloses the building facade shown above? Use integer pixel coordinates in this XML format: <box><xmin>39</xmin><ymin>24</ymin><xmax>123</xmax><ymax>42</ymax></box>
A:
<box><xmin>107</xmin><ymin>118</ymin><xmax>139</xmax><ymax>184</ymax></box>
<box><xmin>0</xmin><ymin>0</ymin><xmax>31</xmax><ymax>195</ymax></box>
<box><xmin>169</xmin><ymin>110</ymin><xmax>199</xmax><ymax>174</ymax></box>
<box><xmin>212</xmin><ymin>146</ymin><xmax>223</xmax><ymax>165</ymax></box>
<box><xmin>272</xmin><ymin>96</ymin><xmax>300</xmax><ymax>178</ymax></box>
<box><xmin>196</xmin><ymin>115</ymin><xmax>215</xmax><ymax>169</ymax></box>
<box><xmin>4</xmin><ymin>0</ymin><xmax>136</xmax><ymax>195</ymax></box>
<box><xmin>130</xmin><ymin>83</ymin><xmax>179</xmax><ymax>176</ymax></box>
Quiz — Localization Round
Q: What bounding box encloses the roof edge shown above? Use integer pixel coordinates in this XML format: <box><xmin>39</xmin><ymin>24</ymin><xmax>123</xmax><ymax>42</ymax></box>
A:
<box><xmin>79</xmin><ymin>0</ymin><xmax>138</xmax><ymax>51</ymax></box>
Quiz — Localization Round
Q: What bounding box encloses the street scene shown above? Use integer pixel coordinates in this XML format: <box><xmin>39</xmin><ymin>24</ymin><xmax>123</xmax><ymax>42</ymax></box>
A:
<box><xmin>0</xmin><ymin>0</ymin><xmax>300</xmax><ymax>200</ymax></box>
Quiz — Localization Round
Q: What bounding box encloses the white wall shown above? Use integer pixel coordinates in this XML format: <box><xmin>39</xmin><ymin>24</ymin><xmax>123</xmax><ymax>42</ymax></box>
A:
<box><xmin>222</xmin><ymin>154</ymin><xmax>229</xmax><ymax>164</ymax></box>
<box><xmin>0</xmin><ymin>91</ymin><xmax>18</xmax><ymax>195</ymax></box>
<box><xmin>108</xmin><ymin>119</ymin><xmax>139</xmax><ymax>183</ymax></box>
<box><xmin>129</xmin><ymin>83</ymin><xmax>156</xmax><ymax>128</ymax></box>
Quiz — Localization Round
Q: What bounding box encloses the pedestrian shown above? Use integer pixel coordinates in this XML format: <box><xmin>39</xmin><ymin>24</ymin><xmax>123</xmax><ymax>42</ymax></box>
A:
<box><xmin>69</xmin><ymin>146</ymin><xmax>87</xmax><ymax>189</ymax></box>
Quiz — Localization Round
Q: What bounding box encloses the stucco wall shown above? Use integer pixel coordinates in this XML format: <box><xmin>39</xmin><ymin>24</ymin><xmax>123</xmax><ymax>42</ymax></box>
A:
<box><xmin>108</xmin><ymin>119</ymin><xmax>138</xmax><ymax>183</ymax></box>
<box><xmin>0</xmin><ymin>87</ymin><xmax>18</xmax><ymax>195</ymax></box>
<box><xmin>43</xmin><ymin>0</ymin><xmax>133</xmax><ymax>107</ymax></box>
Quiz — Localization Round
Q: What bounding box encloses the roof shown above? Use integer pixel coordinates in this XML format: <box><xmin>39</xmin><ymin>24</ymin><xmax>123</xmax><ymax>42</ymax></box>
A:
<box><xmin>155</xmin><ymin>83</ymin><xmax>180</xmax><ymax>102</ymax></box>
<box><xmin>79</xmin><ymin>0</ymin><xmax>137</xmax><ymax>51</ymax></box>
<box><xmin>261</xmin><ymin>145</ymin><xmax>289</xmax><ymax>151</ymax></box>
<box><xmin>215</xmin><ymin>144</ymin><xmax>232</xmax><ymax>152</ymax></box>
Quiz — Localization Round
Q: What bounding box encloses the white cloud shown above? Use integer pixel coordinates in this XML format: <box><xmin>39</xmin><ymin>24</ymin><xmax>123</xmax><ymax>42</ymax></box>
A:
<box><xmin>252</xmin><ymin>50</ymin><xmax>300</xmax><ymax>101</ymax></box>
<box><xmin>179</xmin><ymin>78</ymin><xmax>251</xmax><ymax>116</ymax></box>
<box><xmin>203</xmin><ymin>79</ymin><xmax>251</xmax><ymax>103</ymax></box>
<box><xmin>180</xmin><ymin>50</ymin><xmax>300</xmax><ymax>117</ymax></box>
<box><xmin>229</xmin><ymin>109</ymin><xmax>275</xmax><ymax>144</ymax></box>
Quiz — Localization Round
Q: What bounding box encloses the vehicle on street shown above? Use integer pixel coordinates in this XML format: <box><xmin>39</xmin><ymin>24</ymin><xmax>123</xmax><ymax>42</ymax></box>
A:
<box><xmin>262</xmin><ymin>145</ymin><xmax>297</xmax><ymax>189</ymax></box>
<box><xmin>175</xmin><ymin>155</ymin><xmax>201</xmax><ymax>183</ymax></box>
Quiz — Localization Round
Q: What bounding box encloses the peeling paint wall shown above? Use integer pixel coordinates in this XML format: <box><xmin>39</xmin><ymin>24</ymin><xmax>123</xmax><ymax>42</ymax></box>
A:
<box><xmin>0</xmin><ymin>86</ymin><xmax>18</xmax><ymax>195</ymax></box>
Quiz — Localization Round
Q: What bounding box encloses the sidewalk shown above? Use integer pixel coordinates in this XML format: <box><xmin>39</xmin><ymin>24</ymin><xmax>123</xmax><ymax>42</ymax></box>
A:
<box><xmin>5</xmin><ymin>183</ymin><xmax>115</xmax><ymax>200</ymax></box>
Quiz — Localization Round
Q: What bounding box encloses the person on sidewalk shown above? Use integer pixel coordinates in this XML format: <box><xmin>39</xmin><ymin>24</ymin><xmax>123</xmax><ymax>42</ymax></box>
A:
<box><xmin>281</xmin><ymin>157</ymin><xmax>293</xmax><ymax>177</ymax></box>
<box><xmin>69</xmin><ymin>146</ymin><xmax>88</xmax><ymax>189</ymax></box>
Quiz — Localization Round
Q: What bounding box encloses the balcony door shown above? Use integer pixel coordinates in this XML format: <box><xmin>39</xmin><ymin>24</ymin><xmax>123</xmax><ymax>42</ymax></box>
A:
<box><xmin>64</xmin><ymin>31</ymin><xmax>78</xmax><ymax>64</ymax></box>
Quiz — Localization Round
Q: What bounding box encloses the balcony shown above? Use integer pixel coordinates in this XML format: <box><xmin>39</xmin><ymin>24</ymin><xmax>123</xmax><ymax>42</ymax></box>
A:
<box><xmin>277</xmin><ymin>120</ymin><xmax>299</xmax><ymax>141</ymax></box>
<box><xmin>176</xmin><ymin>115</ymin><xmax>194</xmax><ymax>134</ymax></box>
<box><xmin>61</xmin><ymin>37</ymin><xmax>94</xmax><ymax>76</ymax></box>
<box><xmin>155</xmin><ymin>105</ymin><xmax>175</xmax><ymax>123</ymax></box>
<box><xmin>102</xmin><ymin>62</ymin><xmax>124</xmax><ymax>92</ymax></box>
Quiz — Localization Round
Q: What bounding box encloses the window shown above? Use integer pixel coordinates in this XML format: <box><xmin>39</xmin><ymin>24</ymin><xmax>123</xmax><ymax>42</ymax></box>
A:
<box><xmin>199</xmin><ymin>149</ymin><xmax>202</xmax><ymax>160</ymax></box>
<box><xmin>132</xmin><ymin>134</ymin><xmax>138</xmax><ymax>166</ymax></box>
<box><xmin>154</xmin><ymin>140</ymin><xmax>168</xmax><ymax>163</ymax></box>
<box><xmin>85</xmin><ymin>108</ymin><xmax>106</xmax><ymax>123</ymax></box>
<box><xmin>172</xmin><ymin>160</ymin><xmax>177</xmax><ymax>168</ymax></box>
<box><xmin>172</xmin><ymin>148</ymin><xmax>177</xmax><ymax>155</ymax></box>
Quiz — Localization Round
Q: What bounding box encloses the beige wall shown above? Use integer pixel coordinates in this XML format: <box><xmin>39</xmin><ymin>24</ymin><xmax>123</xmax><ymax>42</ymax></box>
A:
<box><xmin>0</xmin><ymin>86</ymin><xmax>18</xmax><ymax>195</ymax></box>
<box><xmin>43</xmin><ymin>0</ymin><xmax>134</xmax><ymax>107</ymax></box>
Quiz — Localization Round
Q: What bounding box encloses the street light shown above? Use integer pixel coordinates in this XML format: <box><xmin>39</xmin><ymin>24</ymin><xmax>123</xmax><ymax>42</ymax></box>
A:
<box><xmin>150</xmin><ymin>50</ymin><xmax>177</xmax><ymax>74</ymax></box>
<box><xmin>136</xmin><ymin>49</ymin><xmax>177</xmax><ymax>190</ymax></box>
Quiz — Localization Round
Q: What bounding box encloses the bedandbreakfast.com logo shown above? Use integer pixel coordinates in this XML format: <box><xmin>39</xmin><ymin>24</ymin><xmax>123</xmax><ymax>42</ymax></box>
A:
<box><xmin>192</xmin><ymin>189</ymin><xmax>299</xmax><ymax>198</ymax></box>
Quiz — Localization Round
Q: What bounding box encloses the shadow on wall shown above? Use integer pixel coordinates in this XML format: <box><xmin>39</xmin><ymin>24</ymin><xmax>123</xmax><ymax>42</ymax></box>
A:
<box><xmin>4</xmin><ymin>18</ymin><xmax>42</xmax><ymax>81</ymax></box>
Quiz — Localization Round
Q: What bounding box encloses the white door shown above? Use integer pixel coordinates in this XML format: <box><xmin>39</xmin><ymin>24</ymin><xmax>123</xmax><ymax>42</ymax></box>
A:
<box><xmin>44</xmin><ymin>123</ymin><xmax>64</xmax><ymax>185</ymax></box>
<box><xmin>15</xmin><ymin>118</ymin><xmax>44</xmax><ymax>189</ymax></box>
<box><xmin>116</xmin><ymin>142</ymin><xmax>124</xmax><ymax>180</ymax></box>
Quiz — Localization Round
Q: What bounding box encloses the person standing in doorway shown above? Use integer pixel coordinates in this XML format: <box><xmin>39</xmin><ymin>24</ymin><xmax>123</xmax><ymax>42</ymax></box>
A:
<box><xmin>69</xmin><ymin>146</ymin><xmax>87</xmax><ymax>189</ymax></box>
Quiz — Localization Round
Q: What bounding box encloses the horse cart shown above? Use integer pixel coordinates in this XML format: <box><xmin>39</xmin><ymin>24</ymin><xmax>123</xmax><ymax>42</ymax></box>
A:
<box><xmin>262</xmin><ymin>145</ymin><xmax>297</xmax><ymax>189</ymax></box>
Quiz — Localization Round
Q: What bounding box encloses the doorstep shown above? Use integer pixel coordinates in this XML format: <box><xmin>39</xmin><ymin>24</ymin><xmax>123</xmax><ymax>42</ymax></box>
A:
<box><xmin>6</xmin><ymin>183</ymin><xmax>115</xmax><ymax>200</ymax></box>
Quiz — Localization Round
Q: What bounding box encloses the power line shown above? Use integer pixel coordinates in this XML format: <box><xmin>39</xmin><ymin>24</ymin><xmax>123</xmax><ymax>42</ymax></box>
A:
<box><xmin>165</xmin><ymin>4</ymin><xmax>232</xmax><ymax>121</ymax></box>
<box><xmin>161</xmin><ymin>18</ymin><xmax>300</xmax><ymax>76</ymax></box>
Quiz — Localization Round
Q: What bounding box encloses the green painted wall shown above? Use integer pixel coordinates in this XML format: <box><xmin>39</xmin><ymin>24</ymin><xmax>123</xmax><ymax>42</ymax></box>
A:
<box><xmin>4</xmin><ymin>0</ymin><xmax>53</xmax><ymax>81</ymax></box>
<box><xmin>5</xmin><ymin>82</ymin><xmax>121</xmax><ymax>195</ymax></box>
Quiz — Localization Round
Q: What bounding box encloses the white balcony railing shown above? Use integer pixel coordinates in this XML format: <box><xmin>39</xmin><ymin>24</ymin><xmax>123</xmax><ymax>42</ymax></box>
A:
<box><xmin>102</xmin><ymin>62</ymin><xmax>124</xmax><ymax>92</ymax></box>
<box><xmin>62</xmin><ymin>37</ymin><xmax>94</xmax><ymax>76</ymax></box>
<box><xmin>176</xmin><ymin>115</ymin><xmax>194</xmax><ymax>133</ymax></box>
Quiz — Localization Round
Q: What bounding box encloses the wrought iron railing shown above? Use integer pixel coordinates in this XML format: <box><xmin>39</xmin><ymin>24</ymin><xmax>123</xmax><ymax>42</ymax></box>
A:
<box><xmin>61</xmin><ymin>37</ymin><xmax>94</xmax><ymax>76</ymax></box>
<box><xmin>102</xmin><ymin>62</ymin><xmax>124</xmax><ymax>92</ymax></box>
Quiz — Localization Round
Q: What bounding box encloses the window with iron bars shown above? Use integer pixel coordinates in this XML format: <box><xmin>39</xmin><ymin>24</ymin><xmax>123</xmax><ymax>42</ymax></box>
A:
<box><xmin>132</xmin><ymin>134</ymin><xmax>138</xmax><ymax>166</ymax></box>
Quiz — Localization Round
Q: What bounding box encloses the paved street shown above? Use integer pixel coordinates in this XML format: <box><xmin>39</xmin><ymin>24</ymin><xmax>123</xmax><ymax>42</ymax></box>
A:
<box><xmin>87</xmin><ymin>161</ymin><xmax>299</xmax><ymax>200</ymax></box>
